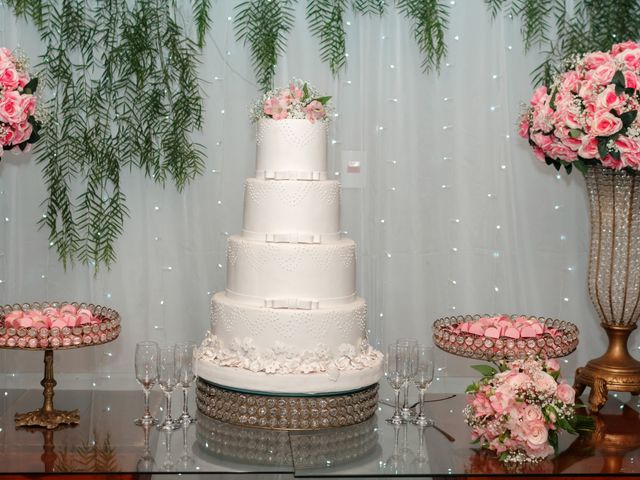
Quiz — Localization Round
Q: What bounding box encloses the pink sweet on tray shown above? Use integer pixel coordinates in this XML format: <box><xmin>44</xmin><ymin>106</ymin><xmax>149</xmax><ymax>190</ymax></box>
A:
<box><xmin>450</xmin><ymin>314</ymin><xmax>558</xmax><ymax>340</ymax></box>
<box><xmin>1</xmin><ymin>305</ymin><xmax>100</xmax><ymax>332</ymax></box>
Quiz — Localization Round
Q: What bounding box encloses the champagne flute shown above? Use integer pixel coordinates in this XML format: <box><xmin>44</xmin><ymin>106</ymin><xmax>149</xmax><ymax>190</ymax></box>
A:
<box><xmin>411</xmin><ymin>345</ymin><xmax>435</xmax><ymax>427</ymax></box>
<box><xmin>397</xmin><ymin>338</ymin><xmax>418</xmax><ymax>420</ymax></box>
<box><xmin>134</xmin><ymin>341</ymin><xmax>159</xmax><ymax>426</ymax></box>
<box><xmin>175</xmin><ymin>341</ymin><xmax>197</xmax><ymax>425</ymax></box>
<box><xmin>384</xmin><ymin>343</ymin><xmax>407</xmax><ymax>424</ymax></box>
<box><xmin>157</xmin><ymin>345</ymin><xmax>180</xmax><ymax>431</ymax></box>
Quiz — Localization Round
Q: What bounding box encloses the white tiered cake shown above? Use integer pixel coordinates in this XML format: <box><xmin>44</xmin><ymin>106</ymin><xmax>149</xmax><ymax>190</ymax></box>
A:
<box><xmin>197</xmin><ymin>108</ymin><xmax>383</xmax><ymax>397</ymax></box>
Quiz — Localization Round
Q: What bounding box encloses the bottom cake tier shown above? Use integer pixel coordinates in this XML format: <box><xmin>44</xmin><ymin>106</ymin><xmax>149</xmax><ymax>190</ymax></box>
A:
<box><xmin>196</xmin><ymin>353</ymin><xmax>383</xmax><ymax>394</ymax></box>
<box><xmin>196</xmin><ymin>378</ymin><xmax>379</xmax><ymax>430</ymax></box>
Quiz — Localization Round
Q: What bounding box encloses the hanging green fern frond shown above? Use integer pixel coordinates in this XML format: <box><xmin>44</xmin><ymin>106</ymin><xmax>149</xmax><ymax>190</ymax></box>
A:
<box><xmin>235</xmin><ymin>0</ymin><xmax>295</xmax><ymax>91</ymax></box>
<box><xmin>513</xmin><ymin>0</ymin><xmax>551</xmax><ymax>50</ymax></box>
<box><xmin>484</xmin><ymin>0</ymin><xmax>507</xmax><ymax>18</ymax></box>
<box><xmin>307</xmin><ymin>0</ymin><xmax>348</xmax><ymax>74</ymax></box>
<box><xmin>486</xmin><ymin>0</ymin><xmax>640</xmax><ymax>86</ymax></box>
<box><xmin>397</xmin><ymin>0</ymin><xmax>449</xmax><ymax>73</ymax></box>
<box><xmin>193</xmin><ymin>0</ymin><xmax>213</xmax><ymax>48</ymax></box>
<box><xmin>352</xmin><ymin>0</ymin><xmax>385</xmax><ymax>15</ymax></box>
<box><xmin>7</xmin><ymin>0</ymin><xmax>212</xmax><ymax>270</ymax></box>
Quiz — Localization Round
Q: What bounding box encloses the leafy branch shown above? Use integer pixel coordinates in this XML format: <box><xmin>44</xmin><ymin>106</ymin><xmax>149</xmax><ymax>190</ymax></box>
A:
<box><xmin>485</xmin><ymin>0</ymin><xmax>640</xmax><ymax>86</ymax></box>
<box><xmin>235</xmin><ymin>0</ymin><xmax>296</xmax><ymax>91</ymax></box>
<box><xmin>6</xmin><ymin>0</ymin><xmax>213</xmax><ymax>270</ymax></box>
<box><xmin>307</xmin><ymin>0</ymin><xmax>348</xmax><ymax>75</ymax></box>
<box><xmin>235</xmin><ymin>0</ymin><xmax>449</xmax><ymax>91</ymax></box>
<box><xmin>397</xmin><ymin>0</ymin><xmax>449</xmax><ymax>73</ymax></box>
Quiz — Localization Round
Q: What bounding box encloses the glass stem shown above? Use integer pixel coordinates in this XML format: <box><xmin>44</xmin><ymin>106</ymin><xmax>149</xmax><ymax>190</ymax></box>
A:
<box><xmin>182</xmin><ymin>387</ymin><xmax>189</xmax><ymax>416</ymax></box>
<box><xmin>394</xmin><ymin>388</ymin><xmax>401</xmax><ymax>418</ymax></box>
<box><xmin>143</xmin><ymin>388</ymin><xmax>151</xmax><ymax>417</ymax></box>
<box><xmin>402</xmin><ymin>381</ymin><xmax>409</xmax><ymax>409</ymax></box>
<box><xmin>418</xmin><ymin>388</ymin><xmax>425</xmax><ymax>418</ymax></box>
<box><xmin>165</xmin><ymin>391</ymin><xmax>173</xmax><ymax>422</ymax></box>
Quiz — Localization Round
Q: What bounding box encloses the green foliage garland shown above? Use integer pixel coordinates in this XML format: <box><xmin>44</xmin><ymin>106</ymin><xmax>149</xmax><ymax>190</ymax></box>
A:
<box><xmin>235</xmin><ymin>0</ymin><xmax>450</xmax><ymax>91</ymax></box>
<box><xmin>7</xmin><ymin>0</ymin><xmax>212</xmax><ymax>269</ymax></box>
<box><xmin>484</xmin><ymin>0</ymin><xmax>640</xmax><ymax>85</ymax></box>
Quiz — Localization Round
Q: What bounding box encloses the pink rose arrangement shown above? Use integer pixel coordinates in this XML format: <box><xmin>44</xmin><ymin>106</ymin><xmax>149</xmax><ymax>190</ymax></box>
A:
<box><xmin>251</xmin><ymin>79</ymin><xmax>330</xmax><ymax>123</ymax></box>
<box><xmin>0</xmin><ymin>47</ymin><xmax>42</xmax><ymax>160</ymax></box>
<box><xmin>520</xmin><ymin>40</ymin><xmax>640</xmax><ymax>173</ymax></box>
<box><xmin>464</xmin><ymin>358</ymin><xmax>594</xmax><ymax>463</ymax></box>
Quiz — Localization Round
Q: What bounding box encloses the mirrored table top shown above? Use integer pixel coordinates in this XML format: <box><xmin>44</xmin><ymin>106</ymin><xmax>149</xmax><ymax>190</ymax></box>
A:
<box><xmin>1</xmin><ymin>388</ymin><xmax>640</xmax><ymax>476</ymax></box>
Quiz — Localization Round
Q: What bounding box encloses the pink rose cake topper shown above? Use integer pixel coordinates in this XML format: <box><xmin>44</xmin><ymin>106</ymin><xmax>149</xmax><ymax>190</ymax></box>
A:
<box><xmin>251</xmin><ymin>79</ymin><xmax>331</xmax><ymax>123</ymax></box>
<box><xmin>520</xmin><ymin>40</ymin><xmax>640</xmax><ymax>173</ymax></box>
<box><xmin>0</xmin><ymin>47</ymin><xmax>42</xmax><ymax>160</ymax></box>
<box><xmin>464</xmin><ymin>358</ymin><xmax>594</xmax><ymax>463</ymax></box>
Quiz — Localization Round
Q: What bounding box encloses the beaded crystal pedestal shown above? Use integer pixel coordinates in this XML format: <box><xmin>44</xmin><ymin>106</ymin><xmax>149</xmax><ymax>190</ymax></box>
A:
<box><xmin>195</xmin><ymin>408</ymin><xmax>379</xmax><ymax>467</ymax></box>
<box><xmin>196</xmin><ymin>378</ymin><xmax>378</xmax><ymax>430</ymax></box>
<box><xmin>574</xmin><ymin>166</ymin><xmax>640</xmax><ymax>412</ymax></box>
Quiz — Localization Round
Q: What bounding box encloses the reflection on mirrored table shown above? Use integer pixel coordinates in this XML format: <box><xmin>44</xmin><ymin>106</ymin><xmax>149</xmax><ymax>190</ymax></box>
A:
<box><xmin>2</xmin><ymin>389</ymin><xmax>640</xmax><ymax>476</ymax></box>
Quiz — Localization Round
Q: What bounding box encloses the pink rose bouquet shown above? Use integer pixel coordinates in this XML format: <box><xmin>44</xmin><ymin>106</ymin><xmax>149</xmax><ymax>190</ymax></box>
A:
<box><xmin>0</xmin><ymin>47</ymin><xmax>41</xmax><ymax>160</ymax></box>
<box><xmin>520</xmin><ymin>40</ymin><xmax>640</xmax><ymax>173</ymax></box>
<box><xmin>464</xmin><ymin>358</ymin><xmax>594</xmax><ymax>463</ymax></box>
<box><xmin>251</xmin><ymin>79</ymin><xmax>331</xmax><ymax>123</ymax></box>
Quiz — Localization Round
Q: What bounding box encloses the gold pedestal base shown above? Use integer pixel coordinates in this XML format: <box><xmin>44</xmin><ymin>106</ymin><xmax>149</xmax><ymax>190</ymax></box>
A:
<box><xmin>574</xmin><ymin>324</ymin><xmax>640</xmax><ymax>412</ymax></box>
<box><xmin>196</xmin><ymin>378</ymin><xmax>379</xmax><ymax>430</ymax></box>
<box><xmin>15</xmin><ymin>408</ymin><xmax>80</xmax><ymax>430</ymax></box>
<box><xmin>15</xmin><ymin>349</ymin><xmax>80</xmax><ymax>429</ymax></box>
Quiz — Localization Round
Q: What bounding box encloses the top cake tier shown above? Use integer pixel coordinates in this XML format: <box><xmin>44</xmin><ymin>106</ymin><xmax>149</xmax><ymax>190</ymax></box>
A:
<box><xmin>255</xmin><ymin>119</ymin><xmax>327</xmax><ymax>180</ymax></box>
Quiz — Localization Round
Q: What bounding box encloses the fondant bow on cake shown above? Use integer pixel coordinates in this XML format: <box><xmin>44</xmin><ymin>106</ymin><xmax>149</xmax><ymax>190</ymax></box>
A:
<box><xmin>265</xmin><ymin>232</ymin><xmax>321</xmax><ymax>244</ymax></box>
<box><xmin>264</xmin><ymin>298</ymin><xmax>320</xmax><ymax>310</ymax></box>
<box><xmin>261</xmin><ymin>170</ymin><xmax>323</xmax><ymax>181</ymax></box>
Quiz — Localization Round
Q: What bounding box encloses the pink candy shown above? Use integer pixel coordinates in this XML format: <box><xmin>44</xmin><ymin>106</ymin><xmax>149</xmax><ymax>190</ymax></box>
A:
<box><xmin>450</xmin><ymin>315</ymin><xmax>555</xmax><ymax>340</ymax></box>
<box><xmin>0</xmin><ymin>304</ymin><xmax>113</xmax><ymax>349</ymax></box>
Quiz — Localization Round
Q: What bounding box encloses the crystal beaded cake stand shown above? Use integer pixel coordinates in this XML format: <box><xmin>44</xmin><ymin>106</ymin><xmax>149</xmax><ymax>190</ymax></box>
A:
<box><xmin>0</xmin><ymin>302</ymin><xmax>121</xmax><ymax>429</ymax></box>
<box><xmin>196</xmin><ymin>378</ymin><xmax>378</xmax><ymax>431</ymax></box>
<box><xmin>432</xmin><ymin>314</ymin><xmax>579</xmax><ymax>361</ymax></box>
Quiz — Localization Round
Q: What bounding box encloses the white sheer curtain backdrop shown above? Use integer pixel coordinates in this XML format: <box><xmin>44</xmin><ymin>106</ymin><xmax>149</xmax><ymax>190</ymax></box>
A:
<box><xmin>0</xmin><ymin>1</ymin><xmax>608</xmax><ymax>390</ymax></box>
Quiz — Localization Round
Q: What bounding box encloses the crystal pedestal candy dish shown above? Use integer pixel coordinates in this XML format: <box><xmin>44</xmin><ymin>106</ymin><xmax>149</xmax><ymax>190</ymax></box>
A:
<box><xmin>0</xmin><ymin>301</ymin><xmax>121</xmax><ymax>428</ymax></box>
<box><xmin>432</xmin><ymin>314</ymin><xmax>579</xmax><ymax>361</ymax></box>
<box><xmin>0</xmin><ymin>301</ymin><xmax>121</xmax><ymax>350</ymax></box>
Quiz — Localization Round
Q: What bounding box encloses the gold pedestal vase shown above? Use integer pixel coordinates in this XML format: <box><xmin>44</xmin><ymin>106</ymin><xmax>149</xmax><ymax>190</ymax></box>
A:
<box><xmin>574</xmin><ymin>166</ymin><xmax>640</xmax><ymax>411</ymax></box>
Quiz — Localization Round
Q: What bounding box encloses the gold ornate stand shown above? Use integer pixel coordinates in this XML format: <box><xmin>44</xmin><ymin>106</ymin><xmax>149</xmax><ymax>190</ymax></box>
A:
<box><xmin>574</xmin><ymin>324</ymin><xmax>640</xmax><ymax>412</ymax></box>
<box><xmin>15</xmin><ymin>349</ymin><xmax>80</xmax><ymax>429</ymax></box>
<box><xmin>196</xmin><ymin>378</ymin><xmax>379</xmax><ymax>430</ymax></box>
<box><xmin>573</xmin><ymin>167</ymin><xmax>640</xmax><ymax>413</ymax></box>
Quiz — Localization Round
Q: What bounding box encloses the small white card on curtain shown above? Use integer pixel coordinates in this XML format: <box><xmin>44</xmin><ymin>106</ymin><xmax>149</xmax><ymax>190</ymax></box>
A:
<box><xmin>340</xmin><ymin>150</ymin><xmax>366</xmax><ymax>189</ymax></box>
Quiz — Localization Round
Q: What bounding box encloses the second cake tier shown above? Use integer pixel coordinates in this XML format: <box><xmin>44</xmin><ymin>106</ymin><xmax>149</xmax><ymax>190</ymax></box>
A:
<box><xmin>242</xmin><ymin>178</ymin><xmax>341</xmax><ymax>243</ymax></box>
<box><xmin>226</xmin><ymin>236</ymin><xmax>356</xmax><ymax>308</ymax></box>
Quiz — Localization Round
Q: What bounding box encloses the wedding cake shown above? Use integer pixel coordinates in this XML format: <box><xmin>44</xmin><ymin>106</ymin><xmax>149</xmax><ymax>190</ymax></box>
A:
<box><xmin>196</xmin><ymin>81</ymin><xmax>383</xmax><ymax>415</ymax></box>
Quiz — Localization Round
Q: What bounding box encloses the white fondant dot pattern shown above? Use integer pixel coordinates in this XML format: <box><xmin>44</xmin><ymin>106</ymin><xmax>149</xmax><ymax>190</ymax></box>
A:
<box><xmin>209</xmin><ymin>293</ymin><xmax>368</xmax><ymax>354</ymax></box>
<box><xmin>228</xmin><ymin>237</ymin><xmax>355</xmax><ymax>274</ymax></box>
<box><xmin>245</xmin><ymin>180</ymin><xmax>339</xmax><ymax>208</ymax></box>
<box><xmin>256</xmin><ymin>119</ymin><xmax>327</xmax><ymax>149</ymax></box>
